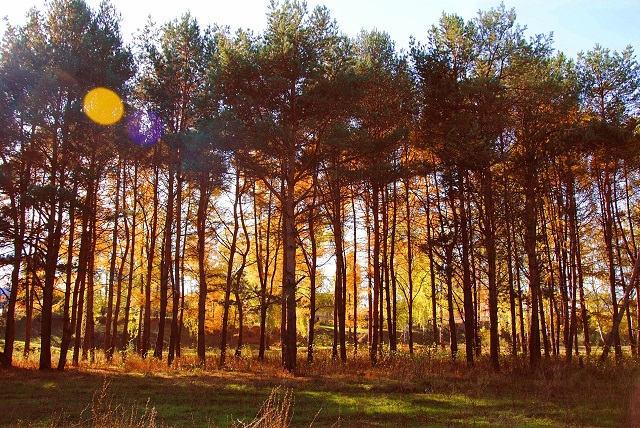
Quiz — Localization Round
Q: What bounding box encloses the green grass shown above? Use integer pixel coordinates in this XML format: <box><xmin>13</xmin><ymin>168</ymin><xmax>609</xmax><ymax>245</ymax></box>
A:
<box><xmin>1</xmin><ymin>348</ymin><xmax>638</xmax><ymax>427</ymax></box>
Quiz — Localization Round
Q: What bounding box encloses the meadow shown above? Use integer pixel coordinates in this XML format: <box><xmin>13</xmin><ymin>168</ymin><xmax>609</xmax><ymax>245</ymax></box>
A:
<box><xmin>2</xmin><ymin>344</ymin><xmax>638</xmax><ymax>427</ymax></box>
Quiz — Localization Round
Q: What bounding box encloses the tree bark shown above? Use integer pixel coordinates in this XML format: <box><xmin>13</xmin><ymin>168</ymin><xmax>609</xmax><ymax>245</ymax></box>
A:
<box><xmin>234</xmin><ymin>198</ymin><xmax>250</xmax><ymax>358</ymax></box>
<box><xmin>524</xmin><ymin>170</ymin><xmax>542</xmax><ymax>369</ymax></box>
<box><xmin>351</xmin><ymin>188</ymin><xmax>359</xmax><ymax>354</ymax></box>
<box><xmin>458</xmin><ymin>170</ymin><xmax>474</xmax><ymax>367</ymax></box>
<box><xmin>121</xmin><ymin>163</ymin><xmax>138</xmax><ymax>357</ymax></box>
<box><xmin>57</xmin><ymin>182</ymin><xmax>77</xmax><ymax>370</ymax></box>
<box><xmin>306</xmin><ymin>175</ymin><xmax>319</xmax><ymax>363</ymax></box>
<box><xmin>282</xmin><ymin>163</ymin><xmax>298</xmax><ymax>372</ymax></box>
<box><xmin>220</xmin><ymin>170</ymin><xmax>241</xmax><ymax>367</ymax></box>
<box><xmin>255</xmin><ymin>187</ymin><xmax>276</xmax><ymax>361</ymax></box>
<box><xmin>481</xmin><ymin>169</ymin><xmax>499</xmax><ymax>370</ymax></box>
<box><xmin>155</xmin><ymin>166</ymin><xmax>175</xmax><ymax>360</ymax></box>
<box><xmin>82</xmin><ymin>190</ymin><xmax>99</xmax><ymax>363</ymax></box>
<box><xmin>72</xmin><ymin>187</ymin><xmax>92</xmax><ymax>366</ymax></box>
<box><xmin>40</xmin><ymin>126</ymin><xmax>65</xmax><ymax>370</ymax></box>
<box><xmin>329</xmin><ymin>175</ymin><xmax>347</xmax><ymax>362</ymax></box>
<box><xmin>505</xmin><ymin>192</ymin><xmax>518</xmax><ymax>357</ymax></box>
<box><xmin>168</xmin><ymin>171</ymin><xmax>183</xmax><ymax>366</ymax></box>
<box><xmin>405</xmin><ymin>176</ymin><xmax>415</xmax><ymax>354</ymax></box>
<box><xmin>425</xmin><ymin>173</ymin><xmax>440</xmax><ymax>347</ymax></box>
<box><xmin>105</xmin><ymin>160</ymin><xmax>121</xmax><ymax>358</ymax></box>
<box><xmin>600</xmin><ymin>167</ymin><xmax>622</xmax><ymax>362</ymax></box>
<box><xmin>110</xmin><ymin>164</ymin><xmax>129</xmax><ymax>359</ymax></box>
<box><xmin>370</xmin><ymin>182</ymin><xmax>381</xmax><ymax>364</ymax></box>
<box><xmin>3</xmin><ymin>159</ymin><xmax>28</xmax><ymax>367</ymax></box>
<box><xmin>197</xmin><ymin>175</ymin><xmax>210</xmax><ymax>365</ymax></box>
<box><xmin>601</xmin><ymin>251</ymin><xmax>640</xmax><ymax>362</ymax></box>
<box><xmin>142</xmin><ymin>163</ymin><xmax>159</xmax><ymax>358</ymax></box>
<box><xmin>388</xmin><ymin>182</ymin><xmax>399</xmax><ymax>353</ymax></box>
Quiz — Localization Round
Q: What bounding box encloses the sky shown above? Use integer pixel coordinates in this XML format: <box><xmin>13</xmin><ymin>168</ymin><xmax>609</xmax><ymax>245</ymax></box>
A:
<box><xmin>1</xmin><ymin>0</ymin><xmax>638</xmax><ymax>58</ymax></box>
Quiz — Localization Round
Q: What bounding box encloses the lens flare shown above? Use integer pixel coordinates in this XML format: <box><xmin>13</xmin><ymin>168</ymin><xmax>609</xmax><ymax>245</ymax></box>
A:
<box><xmin>83</xmin><ymin>87</ymin><xmax>124</xmax><ymax>125</ymax></box>
<box><xmin>127</xmin><ymin>110</ymin><xmax>163</xmax><ymax>145</ymax></box>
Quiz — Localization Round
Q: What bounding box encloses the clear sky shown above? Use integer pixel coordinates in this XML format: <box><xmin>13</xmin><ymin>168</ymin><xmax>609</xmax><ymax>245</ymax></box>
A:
<box><xmin>1</xmin><ymin>0</ymin><xmax>638</xmax><ymax>58</ymax></box>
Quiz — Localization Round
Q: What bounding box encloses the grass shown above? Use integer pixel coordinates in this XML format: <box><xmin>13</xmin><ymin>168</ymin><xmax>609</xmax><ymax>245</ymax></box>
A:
<box><xmin>2</xmin><ymin>346</ymin><xmax>638</xmax><ymax>427</ymax></box>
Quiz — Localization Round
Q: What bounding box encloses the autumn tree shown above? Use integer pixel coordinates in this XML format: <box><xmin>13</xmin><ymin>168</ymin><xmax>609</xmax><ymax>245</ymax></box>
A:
<box><xmin>412</xmin><ymin>13</ymin><xmax>479</xmax><ymax>366</ymax></box>
<box><xmin>351</xmin><ymin>29</ymin><xmax>411</xmax><ymax>362</ymax></box>
<box><xmin>136</xmin><ymin>13</ymin><xmax>214</xmax><ymax>362</ymax></box>
<box><xmin>0</xmin><ymin>0</ymin><xmax>133</xmax><ymax>370</ymax></box>
<box><xmin>218</xmin><ymin>0</ymin><xmax>347</xmax><ymax>371</ymax></box>
<box><xmin>577</xmin><ymin>45</ymin><xmax>640</xmax><ymax>362</ymax></box>
<box><xmin>0</xmin><ymin>11</ymin><xmax>48</xmax><ymax>367</ymax></box>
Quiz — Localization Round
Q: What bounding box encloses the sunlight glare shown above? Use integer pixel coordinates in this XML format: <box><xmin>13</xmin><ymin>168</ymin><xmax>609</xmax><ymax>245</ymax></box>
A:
<box><xmin>83</xmin><ymin>87</ymin><xmax>124</xmax><ymax>125</ymax></box>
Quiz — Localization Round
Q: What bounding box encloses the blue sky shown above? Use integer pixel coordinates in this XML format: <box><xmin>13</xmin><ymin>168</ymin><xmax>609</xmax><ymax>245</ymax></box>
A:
<box><xmin>1</xmin><ymin>0</ymin><xmax>638</xmax><ymax>58</ymax></box>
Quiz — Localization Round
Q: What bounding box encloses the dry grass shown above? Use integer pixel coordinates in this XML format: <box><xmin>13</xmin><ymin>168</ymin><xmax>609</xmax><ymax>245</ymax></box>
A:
<box><xmin>229</xmin><ymin>387</ymin><xmax>294</xmax><ymax>428</ymax></box>
<box><xmin>3</xmin><ymin>345</ymin><xmax>638</xmax><ymax>427</ymax></box>
<box><xmin>73</xmin><ymin>379</ymin><xmax>159</xmax><ymax>428</ymax></box>
<box><xmin>56</xmin><ymin>380</ymin><xmax>297</xmax><ymax>428</ymax></box>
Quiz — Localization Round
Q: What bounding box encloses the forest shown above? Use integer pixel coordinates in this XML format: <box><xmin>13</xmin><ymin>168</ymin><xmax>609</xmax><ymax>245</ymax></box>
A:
<box><xmin>1</xmin><ymin>0</ymin><xmax>639</xmax><ymax>384</ymax></box>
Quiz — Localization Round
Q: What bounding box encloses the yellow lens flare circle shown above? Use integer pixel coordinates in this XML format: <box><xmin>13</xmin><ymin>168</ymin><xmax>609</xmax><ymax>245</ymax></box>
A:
<box><xmin>83</xmin><ymin>87</ymin><xmax>124</xmax><ymax>125</ymax></box>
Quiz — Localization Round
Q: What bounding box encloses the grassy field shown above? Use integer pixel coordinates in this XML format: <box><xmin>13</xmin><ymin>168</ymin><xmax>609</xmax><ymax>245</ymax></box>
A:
<box><xmin>2</xmin><ymin>347</ymin><xmax>639</xmax><ymax>427</ymax></box>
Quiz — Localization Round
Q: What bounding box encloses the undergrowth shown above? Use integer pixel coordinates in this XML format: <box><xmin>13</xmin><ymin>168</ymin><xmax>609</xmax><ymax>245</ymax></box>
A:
<box><xmin>228</xmin><ymin>387</ymin><xmax>294</xmax><ymax>428</ymax></box>
<box><xmin>76</xmin><ymin>380</ymin><xmax>158</xmax><ymax>428</ymax></box>
<box><xmin>3</xmin><ymin>346</ymin><xmax>638</xmax><ymax>427</ymax></box>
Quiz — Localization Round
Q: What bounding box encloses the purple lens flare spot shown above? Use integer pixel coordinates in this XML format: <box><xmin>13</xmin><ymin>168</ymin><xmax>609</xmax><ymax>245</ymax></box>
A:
<box><xmin>127</xmin><ymin>110</ymin><xmax>163</xmax><ymax>145</ymax></box>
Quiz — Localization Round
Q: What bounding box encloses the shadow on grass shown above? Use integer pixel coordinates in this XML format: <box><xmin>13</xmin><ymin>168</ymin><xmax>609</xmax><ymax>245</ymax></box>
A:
<box><xmin>1</xmin><ymin>354</ymin><xmax>638</xmax><ymax>427</ymax></box>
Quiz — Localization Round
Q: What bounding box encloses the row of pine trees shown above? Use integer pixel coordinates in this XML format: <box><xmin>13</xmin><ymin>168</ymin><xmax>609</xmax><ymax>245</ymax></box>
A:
<box><xmin>1</xmin><ymin>0</ymin><xmax>639</xmax><ymax>372</ymax></box>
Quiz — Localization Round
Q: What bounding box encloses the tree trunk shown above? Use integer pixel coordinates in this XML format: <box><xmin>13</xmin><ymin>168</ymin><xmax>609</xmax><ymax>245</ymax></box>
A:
<box><xmin>539</xmin><ymin>286</ymin><xmax>550</xmax><ymax>357</ymax></box>
<box><xmin>255</xmin><ymin>187</ymin><xmax>276</xmax><ymax>361</ymax></box>
<box><xmin>40</xmin><ymin>130</ymin><xmax>65</xmax><ymax>370</ymax></box>
<box><xmin>351</xmin><ymin>188</ymin><xmax>359</xmax><ymax>354</ymax></box>
<box><xmin>329</xmin><ymin>176</ymin><xmax>347</xmax><ymax>362</ymax></box>
<box><xmin>601</xmin><ymin>251</ymin><xmax>640</xmax><ymax>362</ymax></box>
<box><xmin>524</xmin><ymin>171</ymin><xmax>542</xmax><ymax>369</ymax></box>
<box><xmin>506</xmin><ymin>197</ymin><xmax>518</xmax><ymax>357</ymax></box>
<box><xmin>481</xmin><ymin>169</ymin><xmax>499</xmax><ymax>370</ymax></box>
<box><xmin>425</xmin><ymin>174</ymin><xmax>439</xmax><ymax>347</ymax></box>
<box><xmin>142</xmin><ymin>164</ymin><xmax>159</xmax><ymax>358</ymax></box>
<box><xmin>445</xmin><ymin>245</ymin><xmax>457</xmax><ymax>359</ymax></box>
<box><xmin>458</xmin><ymin>170</ymin><xmax>474</xmax><ymax>367</ymax></box>
<box><xmin>307</xmin><ymin>177</ymin><xmax>319</xmax><ymax>363</ymax></box>
<box><xmin>57</xmin><ymin>182</ymin><xmax>77</xmax><ymax>370</ymax></box>
<box><xmin>366</xmin><ymin>198</ymin><xmax>373</xmax><ymax>348</ymax></box>
<box><xmin>121</xmin><ymin>163</ymin><xmax>138</xmax><ymax>357</ymax></box>
<box><xmin>515</xmin><ymin>249</ymin><xmax>527</xmax><ymax>355</ymax></box>
<box><xmin>105</xmin><ymin>161</ymin><xmax>121</xmax><ymax>358</ymax></box>
<box><xmin>554</xmin><ymin>295</ymin><xmax>561</xmax><ymax>356</ymax></box>
<box><xmin>549</xmin><ymin>292</ymin><xmax>557</xmax><ymax>356</ymax></box>
<box><xmin>23</xmin><ymin>258</ymin><xmax>33</xmax><ymax>358</ymax></box>
<box><xmin>136</xmin><ymin>274</ymin><xmax>144</xmax><ymax>354</ymax></box>
<box><xmin>381</xmin><ymin>187</ymin><xmax>393</xmax><ymax>352</ymax></box>
<box><xmin>177</xmin><ymin>207</ymin><xmax>189</xmax><ymax>358</ymax></box>
<box><xmin>601</xmin><ymin>168</ymin><xmax>622</xmax><ymax>362</ymax></box>
<box><xmin>234</xmin><ymin>198</ymin><xmax>250</xmax><ymax>358</ymax></box>
<box><xmin>370</xmin><ymin>182</ymin><xmax>381</xmax><ymax>364</ymax></box>
<box><xmin>389</xmin><ymin>182</ymin><xmax>399</xmax><ymax>353</ymax></box>
<box><xmin>197</xmin><ymin>175</ymin><xmax>210</xmax><ymax>365</ymax></box>
<box><xmin>566</xmin><ymin>174</ymin><xmax>582</xmax><ymax>362</ymax></box>
<box><xmin>82</xmin><ymin>191</ymin><xmax>98</xmax><ymax>363</ymax></box>
<box><xmin>110</xmin><ymin>165</ymin><xmax>129</xmax><ymax>359</ymax></box>
<box><xmin>3</xmin><ymin>164</ymin><xmax>28</xmax><ymax>367</ymax></box>
<box><xmin>168</xmin><ymin>171</ymin><xmax>183</xmax><ymax>366</ymax></box>
<box><xmin>72</xmin><ymin>188</ymin><xmax>92</xmax><ymax>366</ymax></box>
<box><xmin>155</xmin><ymin>166</ymin><xmax>175</xmax><ymax>360</ymax></box>
<box><xmin>282</xmin><ymin>170</ymin><xmax>298</xmax><ymax>372</ymax></box>
<box><xmin>220</xmin><ymin>170</ymin><xmax>241</xmax><ymax>367</ymax></box>
<box><xmin>405</xmin><ymin>177</ymin><xmax>415</xmax><ymax>354</ymax></box>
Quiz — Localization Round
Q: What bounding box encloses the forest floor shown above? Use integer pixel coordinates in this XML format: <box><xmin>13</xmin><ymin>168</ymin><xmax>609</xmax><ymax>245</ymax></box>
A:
<box><xmin>2</xmin><ymin>345</ymin><xmax>639</xmax><ymax>427</ymax></box>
